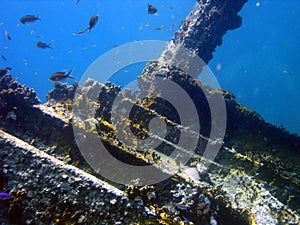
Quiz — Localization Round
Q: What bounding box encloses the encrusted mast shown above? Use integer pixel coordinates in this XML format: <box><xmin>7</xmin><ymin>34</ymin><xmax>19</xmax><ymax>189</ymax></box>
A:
<box><xmin>157</xmin><ymin>0</ymin><xmax>248</xmax><ymax>76</ymax></box>
<box><xmin>175</xmin><ymin>0</ymin><xmax>247</xmax><ymax>62</ymax></box>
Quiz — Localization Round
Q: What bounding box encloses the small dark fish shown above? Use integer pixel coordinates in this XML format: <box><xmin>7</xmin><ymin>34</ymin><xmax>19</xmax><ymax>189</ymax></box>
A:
<box><xmin>1</xmin><ymin>54</ymin><xmax>7</xmax><ymax>60</ymax></box>
<box><xmin>0</xmin><ymin>192</ymin><xmax>13</xmax><ymax>200</ymax></box>
<box><xmin>36</xmin><ymin>41</ymin><xmax>52</xmax><ymax>49</ymax></box>
<box><xmin>147</xmin><ymin>4</ymin><xmax>158</xmax><ymax>15</ymax></box>
<box><xmin>20</xmin><ymin>15</ymin><xmax>41</xmax><ymax>24</ymax></box>
<box><xmin>49</xmin><ymin>70</ymin><xmax>74</xmax><ymax>82</ymax></box>
<box><xmin>76</xmin><ymin>0</ymin><xmax>80</xmax><ymax>4</ymax></box>
<box><xmin>4</xmin><ymin>30</ymin><xmax>11</xmax><ymax>40</ymax></box>
<box><xmin>74</xmin><ymin>14</ymin><xmax>99</xmax><ymax>35</ymax></box>
<box><xmin>87</xmin><ymin>14</ymin><xmax>99</xmax><ymax>32</ymax></box>
<box><xmin>0</xmin><ymin>67</ymin><xmax>11</xmax><ymax>77</ymax></box>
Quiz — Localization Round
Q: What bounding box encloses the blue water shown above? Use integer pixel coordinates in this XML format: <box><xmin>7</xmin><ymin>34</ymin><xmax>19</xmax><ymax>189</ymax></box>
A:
<box><xmin>210</xmin><ymin>0</ymin><xmax>300</xmax><ymax>135</ymax></box>
<box><xmin>1</xmin><ymin>0</ymin><xmax>299</xmax><ymax>134</ymax></box>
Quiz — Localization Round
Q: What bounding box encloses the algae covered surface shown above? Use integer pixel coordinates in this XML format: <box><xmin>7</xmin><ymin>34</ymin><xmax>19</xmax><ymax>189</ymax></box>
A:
<box><xmin>1</xmin><ymin>62</ymin><xmax>299</xmax><ymax>224</ymax></box>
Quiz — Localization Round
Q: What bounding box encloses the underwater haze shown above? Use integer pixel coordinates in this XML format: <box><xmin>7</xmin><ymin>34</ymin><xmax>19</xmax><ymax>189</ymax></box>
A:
<box><xmin>0</xmin><ymin>0</ymin><xmax>300</xmax><ymax>134</ymax></box>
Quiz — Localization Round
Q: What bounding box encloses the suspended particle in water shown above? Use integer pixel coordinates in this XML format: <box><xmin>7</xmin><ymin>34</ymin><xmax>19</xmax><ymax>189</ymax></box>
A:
<box><xmin>256</xmin><ymin>2</ymin><xmax>260</xmax><ymax>7</ymax></box>
<box><xmin>67</xmin><ymin>50</ymin><xmax>73</xmax><ymax>54</ymax></box>
<box><xmin>216</xmin><ymin>63</ymin><xmax>221</xmax><ymax>71</ymax></box>
<box><xmin>83</xmin><ymin>46</ymin><xmax>88</xmax><ymax>50</ymax></box>
<box><xmin>92</xmin><ymin>44</ymin><xmax>97</xmax><ymax>48</ymax></box>
<box><xmin>112</xmin><ymin>49</ymin><xmax>120</xmax><ymax>58</ymax></box>
<box><xmin>49</xmin><ymin>56</ymin><xmax>55</xmax><ymax>60</ymax></box>
<box><xmin>120</xmin><ymin>26</ymin><xmax>126</xmax><ymax>30</ymax></box>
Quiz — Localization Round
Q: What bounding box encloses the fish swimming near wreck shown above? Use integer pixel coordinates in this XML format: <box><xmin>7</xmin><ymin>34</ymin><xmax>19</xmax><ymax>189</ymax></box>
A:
<box><xmin>1</xmin><ymin>54</ymin><xmax>7</xmax><ymax>61</ymax></box>
<box><xmin>49</xmin><ymin>70</ymin><xmax>74</xmax><ymax>82</ymax></box>
<box><xmin>0</xmin><ymin>67</ymin><xmax>12</xmax><ymax>78</ymax></box>
<box><xmin>0</xmin><ymin>192</ymin><xmax>13</xmax><ymax>200</ymax></box>
<box><xmin>4</xmin><ymin>30</ymin><xmax>11</xmax><ymax>40</ymax></box>
<box><xmin>147</xmin><ymin>4</ymin><xmax>158</xmax><ymax>15</ymax></box>
<box><xmin>36</xmin><ymin>41</ymin><xmax>52</xmax><ymax>49</ymax></box>
<box><xmin>73</xmin><ymin>14</ymin><xmax>99</xmax><ymax>35</ymax></box>
<box><xmin>20</xmin><ymin>15</ymin><xmax>41</xmax><ymax>24</ymax></box>
<box><xmin>86</xmin><ymin>14</ymin><xmax>99</xmax><ymax>32</ymax></box>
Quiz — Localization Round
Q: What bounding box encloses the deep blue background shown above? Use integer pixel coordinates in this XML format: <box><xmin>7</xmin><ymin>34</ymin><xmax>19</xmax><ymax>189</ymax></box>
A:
<box><xmin>0</xmin><ymin>0</ymin><xmax>299</xmax><ymax>134</ymax></box>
